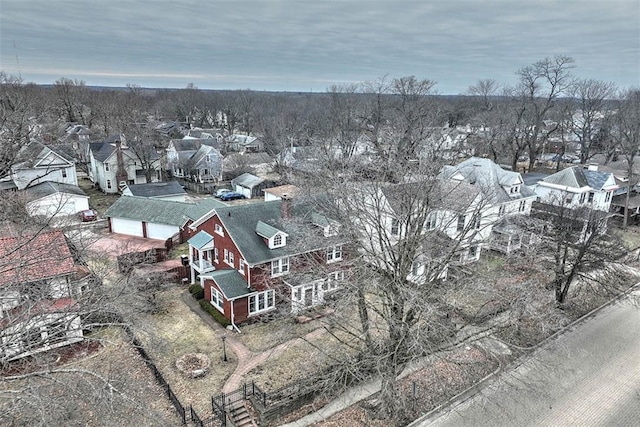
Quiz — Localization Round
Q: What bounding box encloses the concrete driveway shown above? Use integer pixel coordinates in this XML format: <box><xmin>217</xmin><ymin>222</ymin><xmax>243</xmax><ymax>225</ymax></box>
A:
<box><xmin>413</xmin><ymin>293</ymin><xmax>640</xmax><ymax>427</ymax></box>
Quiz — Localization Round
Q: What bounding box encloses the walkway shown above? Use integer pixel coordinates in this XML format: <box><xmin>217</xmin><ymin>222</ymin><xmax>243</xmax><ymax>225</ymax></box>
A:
<box><xmin>180</xmin><ymin>292</ymin><xmax>326</xmax><ymax>393</ymax></box>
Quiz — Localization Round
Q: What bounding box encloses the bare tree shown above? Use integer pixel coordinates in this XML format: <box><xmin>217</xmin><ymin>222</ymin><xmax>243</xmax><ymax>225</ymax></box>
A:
<box><xmin>613</xmin><ymin>88</ymin><xmax>640</xmax><ymax>228</ymax></box>
<box><xmin>530</xmin><ymin>200</ymin><xmax>628</xmax><ymax>306</ymax></box>
<box><xmin>566</xmin><ymin>78</ymin><xmax>617</xmax><ymax>164</ymax></box>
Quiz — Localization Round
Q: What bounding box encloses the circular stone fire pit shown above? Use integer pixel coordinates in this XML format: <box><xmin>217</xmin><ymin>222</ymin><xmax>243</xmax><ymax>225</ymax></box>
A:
<box><xmin>176</xmin><ymin>353</ymin><xmax>211</xmax><ymax>378</ymax></box>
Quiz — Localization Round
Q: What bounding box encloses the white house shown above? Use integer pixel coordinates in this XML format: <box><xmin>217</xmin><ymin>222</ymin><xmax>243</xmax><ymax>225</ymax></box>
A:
<box><xmin>535</xmin><ymin>165</ymin><xmax>618</xmax><ymax>212</ymax></box>
<box><xmin>8</xmin><ymin>141</ymin><xmax>78</xmax><ymax>190</ymax></box>
<box><xmin>25</xmin><ymin>181</ymin><xmax>90</xmax><ymax>217</ymax></box>
<box><xmin>88</xmin><ymin>134</ymin><xmax>161</xmax><ymax>193</ymax></box>
<box><xmin>438</xmin><ymin>157</ymin><xmax>538</xmax><ymax>254</ymax></box>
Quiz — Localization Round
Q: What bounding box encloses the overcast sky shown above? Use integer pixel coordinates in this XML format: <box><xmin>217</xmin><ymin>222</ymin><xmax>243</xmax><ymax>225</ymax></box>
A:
<box><xmin>1</xmin><ymin>1</ymin><xmax>638</xmax><ymax>94</ymax></box>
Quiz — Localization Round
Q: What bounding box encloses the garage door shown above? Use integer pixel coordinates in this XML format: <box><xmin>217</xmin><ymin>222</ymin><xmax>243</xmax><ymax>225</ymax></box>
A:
<box><xmin>146</xmin><ymin>223</ymin><xmax>179</xmax><ymax>240</ymax></box>
<box><xmin>111</xmin><ymin>218</ymin><xmax>144</xmax><ymax>237</ymax></box>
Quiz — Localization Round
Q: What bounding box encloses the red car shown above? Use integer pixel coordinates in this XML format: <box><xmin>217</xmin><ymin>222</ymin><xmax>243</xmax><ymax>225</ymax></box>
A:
<box><xmin>79</xmin><ymin>209</ymin><xmax>98</xmax><ymax>222</ymax></box>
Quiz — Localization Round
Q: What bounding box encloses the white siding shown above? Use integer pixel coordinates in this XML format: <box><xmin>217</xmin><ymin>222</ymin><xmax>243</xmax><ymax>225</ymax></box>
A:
<box><xmin>146</xmin><ymin>223</ymin><xmax>179</xmax><ymax>240</ymax></box>
<box><xmin>111</xmin><ymin>218</ymin><xmax>144</xmax><ymax>237</ymax></box>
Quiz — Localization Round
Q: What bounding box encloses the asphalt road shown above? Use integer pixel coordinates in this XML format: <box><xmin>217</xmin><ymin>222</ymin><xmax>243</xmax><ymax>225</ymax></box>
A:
<box><xmin>414</xmin><ymin>294</ymin><xmax>640</xmax><ymax>427</ymax></box>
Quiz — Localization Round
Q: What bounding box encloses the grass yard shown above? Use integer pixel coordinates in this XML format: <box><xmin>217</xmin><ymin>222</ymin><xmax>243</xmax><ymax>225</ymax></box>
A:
<box><xmin>135</xmin><ymin>287</ymin><xmax>235</xmax><ymax>415</ymax></box>
<box><xmin>78</xmin><ymin>177</ymin><xmax>119</xmax><ymax>215</ymax></box>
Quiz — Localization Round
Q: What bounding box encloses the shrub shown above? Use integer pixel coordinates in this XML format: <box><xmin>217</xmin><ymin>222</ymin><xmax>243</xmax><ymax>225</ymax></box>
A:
<box><xmin>189</xmin><ymin>284</ymin><xmax>204</xmax><ymax>300</ymax></box>
<box><xmin>198</xmin><ymin>299</ymin><xmax>231</xmax><ymax>327</ymax></box>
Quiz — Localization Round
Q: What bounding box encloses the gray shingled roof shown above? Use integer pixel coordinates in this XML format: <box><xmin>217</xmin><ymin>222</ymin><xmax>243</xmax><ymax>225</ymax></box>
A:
<box><xmin>542</xmin><ymin>167</ymin><xmax>592</xmax><ymax>189</ymax></box>
<box><xmin>188</xmin><ymin>231</ymin><xmax>214</xmax><ymax>250</ymax></box>
<box><xmin>185</xmin><ymin>198</ymin><xmax>226</xmax><ymax>222</ymax></box>
<box><xmin>25</xmin><ymin>181</ymin><xmax>88</xmax><ymax>200</ymax></box>
<box><xmin>382</xmin><ymin>179</ymin><xmax>482</xmax><ymax>214</ymax></box>
<box><xmin>582</xmin><ymin>169</ymin><xmax>612</xmax><ymax>191</ymax></box>
<box><xmin>214</xmin><ymin>200</ymin><xmax>341</xmax><ymax>265</ymax></box>
<box><xmin>104</xmin><ymin>196</ymin><xmax>192</xmax><ymax>226</ymax></box>
<box><xmin>439</xmin><ymin>157</ymin><xmax>534</xmax><ymax>203</ymax></box>
<box><xmin>13</xmin><ymin>141</ymin><xmax>73</xmax><ymax>169</ymax></box>
<box><xmin>126</xmin><ymin>181</ymin><xmax>186</xmax><ymax>198</ymax></box>
<box><xmin>255</xmin><ymin>221</ymin><xmax>284</xmax><ymax>239</ymax></box>
<box><xmin>231</xmin><ymin>173</ymin><xmax>264</xmax><ymax>189</ymax></box>
<box><xmin>201</xmin><ymin>269</ymin><xmax>253</xmax><ymax>299</ymax></box>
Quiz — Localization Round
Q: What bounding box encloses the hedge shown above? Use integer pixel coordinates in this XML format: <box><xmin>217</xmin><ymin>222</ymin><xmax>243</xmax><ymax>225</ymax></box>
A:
<box><xmin>198</xmin><ymin>299</ymin><xmax>231</xmax><ymax>327</ymax></box>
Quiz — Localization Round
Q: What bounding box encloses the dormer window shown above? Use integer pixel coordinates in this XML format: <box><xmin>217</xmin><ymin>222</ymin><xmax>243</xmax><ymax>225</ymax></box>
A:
<box><xmin>509</xmin><ymin>185</ymin><xmax>520</xmax><ymax>194</ymax></box>
<box><xmin>256</xmin><ymin>221</ymin><xmax>288</xmax><ymax>249</ymax></box>
<box><xmin>311</xmin><ymin>213</ymin><xmax>340</xmax><ymax>237</ymax></box>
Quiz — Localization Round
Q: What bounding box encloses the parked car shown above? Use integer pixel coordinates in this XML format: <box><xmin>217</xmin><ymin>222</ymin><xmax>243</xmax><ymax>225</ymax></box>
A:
<box><xmin>215</xmin><ymin>189</ymin><xmax>232</xmax><ymax>198</ymax></box>
<box><xmin>219</xmin><ymin>192</ymin><xmax>246</xmax><ymax>201</ymax></box>
<box><xmin>79</xmin><ymin>209</ymin><xmax>98</xmax><ymax>222</ymax></box>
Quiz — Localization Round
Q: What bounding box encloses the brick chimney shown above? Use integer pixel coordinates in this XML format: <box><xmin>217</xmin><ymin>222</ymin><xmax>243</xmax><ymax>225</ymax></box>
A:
<box><xmin>281</xmin><ymin>194</ymin><xmax>292</xmax><ymax>219</ymax></box>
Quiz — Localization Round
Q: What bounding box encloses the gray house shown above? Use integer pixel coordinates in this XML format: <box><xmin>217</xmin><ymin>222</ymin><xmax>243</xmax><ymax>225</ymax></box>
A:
<box><xmin>231</xmin><ymin>172</ymin><xmax>274</xmax><ymax>199</ymax></box>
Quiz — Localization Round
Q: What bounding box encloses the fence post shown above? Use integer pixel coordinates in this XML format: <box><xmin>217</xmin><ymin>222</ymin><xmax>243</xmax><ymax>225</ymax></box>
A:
<box><xmin>243</xmin><ymin>382</ymin><xmax>247</xmax><ymax>400</ymax></box>
<box><xmin>211</xmin><ymin>396</ymin><xmax>214</xmax><ymax>413</ymax></box>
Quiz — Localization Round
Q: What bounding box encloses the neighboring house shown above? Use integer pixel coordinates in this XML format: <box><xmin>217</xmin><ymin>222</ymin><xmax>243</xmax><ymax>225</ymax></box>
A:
<box><xmin>223</xmin><ymin>152</ymin><xmax>274</xmax><ymax>179</ymax></box>
<box><xmin>88</xmin><ymin>134</ymin><xmax>161</xmax><ymax>193</ymax></box>
<box><xmin>263</xmin><ymin>185</ymin><xmax>300</xmax><ymax>201</ymax></box>
<box><xmin>185</xmin><ymin>145</ymin><xmax>224</xmax><ymax>183</ymax></box>
<box><xmin>187</xmin><ymin>199</ymin><xmax>348</xmax><ymax>327</ymax></box>
<box><xmin>438</xmin><ymin>157</ymin><xmax>538</xmax><ymax>254</ymax></box>
<box><xmin>7</xmin><ymin>141</ymin><xmax>78</xmax><ymax>190</ymax></box>
<box><xmin>535</xmin><ymin>165</ymin><xmax>618</xmax><ymax>212</ymax></box>
<box><xmin>378</xmin><ymin>179</ymin><xmax>485</xmax><ymax>269</ymax></box>
<box><xmin>122</xmin><ymin>181</ymin><xmax>187</xmax><ymax>202</ymax></box>
<box><xmin>104</xmin><ymin>195</ymin><xmax>225</xmax><ymax>241</ymax></box>
<box><xmin>231</xmin><ymin>172</ymin><xmax>274</xmax><ymax>199</ymax></box>
<box><xmin>25</xmin><ymin>181</ymin><xmax>90</xmax><ymax>217</ymax></box>
<box><xmin>166</xmin><ymin>137</ymin><xmax>223</xmax><ymax>179</ymax></box>
<box><xmin>0</xmin><ymin>229</ymin><xmax>88</xmax><ymax>362</ymax></box>
<box><xmin>226</xmin><ymin>134</ymin><xmax>264</xmax><ymax>153</ymax></box>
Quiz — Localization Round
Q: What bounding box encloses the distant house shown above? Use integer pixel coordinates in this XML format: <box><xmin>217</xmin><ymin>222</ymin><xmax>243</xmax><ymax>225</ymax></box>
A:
<box><xmin>88</xmin><ymin>134</ymin><xmax>162</xmax><ymax>193</ymax></box>
<box><xmin>231</xmin><ymin>172</ymin><xmax>274</xmax><ymax>199</ymax></box>
<box><xmin>25</xmin><ymin>181</ymin><xmax>90</xmax><ymax>217</ymax></box>
<box><xmin>263</xmin><ymin>184</ymin><xmax>300</xmax><ymax>201</ymax></box>
<box><xmin>0</xmin><ymin>229</ymin><xmax>88</xmax><ymax>362</ymax></box>
<box><xmin>122</xmin><ymin>181</ymin><xmax>187</xmax><ymax>202</ymax></box>
<box><xmin>104</xmin><ymin>196</ymin><xmax>225</xmax><ymax>241</ymax></box>
<box><xmin>223</xmin><ymin>152</ymin><xmax>274</xmax><ymax>179</ymax></box>
<box><xmin>7</xmin><ymin>141</ymin><xmax>78</xmax><ymax>190</ymax></box>
<box><xmin>166</xmin><ymin>137</ymin><xmax>223</xmax><ymax>178</ymax></box>
<box><xmin>535</xmin><ymin>165</ymin><xmax>618</xmax><ymax>212</ymax></box>
<box><xmin>226</xmin><ymin>134</ymin><xmax>264</xmax><ymax>153</ymax></box>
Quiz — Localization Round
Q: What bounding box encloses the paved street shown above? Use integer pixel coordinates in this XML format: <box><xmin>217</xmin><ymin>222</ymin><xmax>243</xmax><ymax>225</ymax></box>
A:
<box><xmin>414</xmin><ymin>294</ymin><xmax>640</xmax><ymax>427</ymax></box>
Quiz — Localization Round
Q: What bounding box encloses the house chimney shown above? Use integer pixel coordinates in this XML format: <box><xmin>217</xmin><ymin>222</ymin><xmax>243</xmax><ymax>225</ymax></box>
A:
<box><xmin>281</xmin><ymin>195</ymin><xmax>292</xmax><ymax>219</ymax></box>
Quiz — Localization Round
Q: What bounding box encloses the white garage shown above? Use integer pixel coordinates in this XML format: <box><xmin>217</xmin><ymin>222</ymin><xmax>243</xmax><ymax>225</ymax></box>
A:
<box><xmin>146</xmin><ymin>222</ymin><xmax>180</xmax><ymax>240</ymax></box>
<box><xmin>25</xmin><ymin>182</ymin><xmax>90</xmax><ymax>218</ymax></box>
<box><xmin>110</xmin><ymin>217</ymin><xmax>144</xmax><ymax>237</ymax></box>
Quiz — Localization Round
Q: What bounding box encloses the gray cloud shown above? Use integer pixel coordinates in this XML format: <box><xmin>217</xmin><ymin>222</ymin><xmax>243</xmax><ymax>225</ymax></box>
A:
<box><xmin>2</xmin><ymin>0</ymin><xmax>638</xmax><ymax>93</ymax></box>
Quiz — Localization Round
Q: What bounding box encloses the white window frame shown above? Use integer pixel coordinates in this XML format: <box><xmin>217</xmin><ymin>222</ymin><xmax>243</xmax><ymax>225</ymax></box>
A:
<box><xmin>457</xmin><ymin>215</ymin><xmax>465</xmax><ymax>232</ymax></box>
<box><xmin>519</xmin><ymin>200</ymin><xmax>526</xmax><ymax>212</ymax></box>
<box><xmin>391</xmin><ymin>218</ymin><xmax>400</xmax><ymax>236</ymax></box>
<box><xmin>249</xmin><ymin>290</ymin><xmax>275</xmax><ymax>315</ymax></box>
<box><xmin>271</xmin><ymin>257</ymin><xmax>290</xmax><ymax>277</ymax></box>
<box><xmin>238</xmin><ymin>258</ymin><xmax>245</xmax><ymax>275</ymax></box>
<box><xmin>426</xmin><ymin>213</ymin><xmax>437</xmax><ymax>231</ymax></box>
<box><xmin>326</xmin><ymin>245</ymin><xmax>343</xmax><ymax>263</ymax></box>
<box><xmin>62</xmin><ymin>169</ymin><xmax>67</xmax><ymax>178</ymax></box>
<box><xmin>498</xmin><ymin>204</ymin><xmax>506</xmax><ymax>216</ymax></box>
<box><xmin>214</xmin><ymin>247</ymin><xmax>219</xmax><ymax>262</ymax></box>
<box><xmin>215</xmin><ymin>224</ymin><xmax>224</xmax><ymax>236</ymax></box>
<box><xmin>210</xmin><ymin>287</ymin><xmax>224</xmax><ymax>313</ymax></box>
<box><xmin>228</xmin><ymin>251</ymin><xmax>234</xmax><ymax>267</ymax></box>
<box><xmin>106</xmin><ymin>179</ymin><xmax>112</xmax><ymax>190</ymax></box>
<box><xmin>105</xmin><ymin>163</ymin><xmax>110</xmax><ymax>172</ymax></box>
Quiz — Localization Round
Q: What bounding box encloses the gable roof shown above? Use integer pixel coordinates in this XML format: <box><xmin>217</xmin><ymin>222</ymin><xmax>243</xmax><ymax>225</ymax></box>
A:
<box><xmin>255</xmin><ymin>221</ymin><xmax>286</xmax><ymax>239</ymax></box>
<box><xmin>439</xmin><ymin>157</ymin><xmax>535</xmax><ymax>203</ymax></box>
<box><xmin>24</xmin><ymin>181</ymin><xmax>88</xmax><ymax>201</ymax></box>
<box><xmin>542</xmin><ymin>167</ymin><xmax>590</xmax><ymax>189</ymax></box>
<box><xmin>382</xmin><ymin>179</ymin><xmax>482</xmax><ymax>215</ymax></box>
<box><xmin>582</xmin><ymin>169</ymin><xmax>615</xmax><ymax>191</ymax></box>
<box><xmin>125</xmin><ymin>181</ymin><xmax>186</xmax><ymax>198</ymax></box>
<box><xmin>0</xmin><ymin>229</ymin><xmax>77</xmax><ymax>287</ymax></box>
<box><xmin>105</xmin><ymin>196</ymin><xmax>226</xmax><ymax>226</ymax></box>
<box><xmin>213</xmin><ymin>200</ymin><xmax>340</xmax><ymax>265</ymax></box>
<box><xmin>231</xmin><ymin>172</ymin><xmax>264</xmax><ymax>188</ymax></box>
<box><xmin>13</xmin><ymin>141</ymin><xmax>73</xmax><ymax>170</ymax></box>
<box><xmin>188</xmin><ymin>231</ymin><xmax>214</xmax><ymax>250</ymax></box>
<box><xmin>188</xmin><ymin>145</ymin><xmax>223</xmax><ymax>169</ymax></box>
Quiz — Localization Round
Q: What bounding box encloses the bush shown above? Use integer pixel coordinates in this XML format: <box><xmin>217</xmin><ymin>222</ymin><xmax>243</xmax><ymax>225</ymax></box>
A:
<box><xmin>198</xmin><ymin>299</ymin><xmax>231</xmax><ymax>327</ymax></box>
<box><xmin>189</xmin><ymin>284</ymin><xmax>204</xmax><ymax>300</ymax></box>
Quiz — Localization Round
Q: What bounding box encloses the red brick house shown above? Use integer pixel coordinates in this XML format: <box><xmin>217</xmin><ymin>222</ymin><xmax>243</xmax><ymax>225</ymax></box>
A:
<box><xmin>187</xmin><ymin>199</ymin><xmax>347</xmax><ymax>328</ymax></box>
